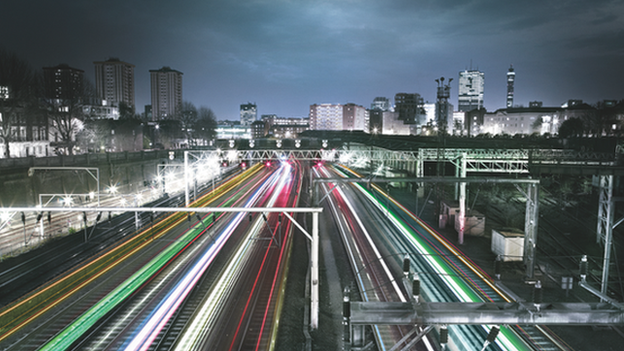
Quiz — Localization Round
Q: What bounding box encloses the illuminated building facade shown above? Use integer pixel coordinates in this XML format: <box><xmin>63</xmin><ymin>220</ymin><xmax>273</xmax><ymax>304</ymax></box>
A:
<box><xmin>458</xmin><ymin>69</ymin><xmax>484</xmax><ymax>112</ymax></box>
<box><xmin>342</xmin><ymin>103</ymin><xmax>368</xmax><ymax>131</ymax></box>
<box><xmin>309</xmin><ymin>103</ymin><xmax>343</xmax><ymax>130</ymax></box>
<box><xmin>240</xmin><ymin>103</ymin><xmax>257</xmax><ymax>126</ymax></box>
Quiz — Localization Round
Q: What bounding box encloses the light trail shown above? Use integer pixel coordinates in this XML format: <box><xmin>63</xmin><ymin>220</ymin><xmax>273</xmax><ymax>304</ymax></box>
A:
<box><xmin>124</xmin><ymin>165</ymin><xmax>290</xmax><ymax>351</ymax></box>
<box><xmin>33</xmin><ymin>166</ymin><xmax>264</xmax><ymax>351</ymax></box>
<box><xmin>0</xmin><ymin>165</ymin><xmax>264</xmax><ymax>346</ymax></box>
<box><xmin>252</xmin><ymin>163</ymin><xmax>301</xmax><ymax>350</ymax></box>
<box><xmin>334</xmin><ymin>165</ymin><xmax>530</xmax><ymax>351</ymax></box>
<box><xmin>85</xmin><ymin>169</ymin><xmax>273</xmax><ymax>350</ymax></box>
<box><xmin>315</xmin><ymin>165</ymin><xmax>435</xmax><ymax>351</ymax></box>
<box><xmin>174</xmin><ymin>164</ymin><xmax>293</xmax><ymax>350</ymax></box>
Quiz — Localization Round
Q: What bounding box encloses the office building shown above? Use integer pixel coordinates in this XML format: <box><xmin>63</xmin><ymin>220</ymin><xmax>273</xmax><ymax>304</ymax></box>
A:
<box><xmin>395</xmin><ymin>93</ymin><xmax>425</xmax><ymax>125</ymax></box>
<box><xmin>343</xmin><ymin>103</ymin><xmax>368</xmax><ymax>131</ymax></box>
<box><xmin>310</xmin><ymin>103</ymin><xmax>343</xmax><ymax>130</ymax></box>
<box><xmin>369</xmin><ymin>109</ymin><xmax>383</xmax><ymax>134</ymax></box>
<box><xmin>240</xmin><ymin>103</ymin><xmax>257</xmax><ymax>126</ymax></box>
<box><xmin>465</xmin><ymin>108</ymin><xmax>486</xmax><ymax>136</ymax></box>
<box><xmin>371</xmin><ymin>97</ymin><xmax>391</xmax><ymax>111</ymax></box>
<box><xmin>458</xmin><ymin>69</ymin><xmax>484</xmax><ymax>112</ymax></box>
<box><xmin>483</xmin><ymin>106</ymin><xmax>559</xmax><ymax>135</ymax></box>
<box><xmin>382</xmin><ymin>111</ymin><xmax>412</xmax><ymax>135</ymax></box>
<box><xmin>150</xmin><ymin>66</ymin><xmax>183</xmax><ymax>120</ymax></box>
<box><xmin>93</xmin><ymin>58</ymin><xmax>135</xmax><ymax>109</ymax></box>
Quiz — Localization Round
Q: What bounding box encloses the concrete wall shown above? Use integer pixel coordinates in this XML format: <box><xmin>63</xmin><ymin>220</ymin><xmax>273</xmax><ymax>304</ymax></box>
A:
<box><xmin>0</xmin><ymin>151</ymin><xmax>183</xmax><ymax>207</ymax></box>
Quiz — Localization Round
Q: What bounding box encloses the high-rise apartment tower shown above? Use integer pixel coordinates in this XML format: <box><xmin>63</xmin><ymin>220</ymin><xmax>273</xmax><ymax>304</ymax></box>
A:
<box><xmin>150</xmin><ymin>66</ymin><xmax>183</xmax><ymax>120</ymax></box>
<box><xmin>42</xmin><ymin>64</ymin><xmax>84</xmax><ymax>100</ymax></box>
<box><xmin>93</xmin><ymin>58</ymin><xmax>135</xmax><ymax>108</ymax></box>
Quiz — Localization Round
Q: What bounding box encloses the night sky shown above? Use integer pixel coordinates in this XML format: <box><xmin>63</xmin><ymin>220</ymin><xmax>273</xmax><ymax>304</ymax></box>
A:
<box><xmin>2</xmin><ymin>0</ymin><xmax>623</xmax><ymax>120</ymax></box>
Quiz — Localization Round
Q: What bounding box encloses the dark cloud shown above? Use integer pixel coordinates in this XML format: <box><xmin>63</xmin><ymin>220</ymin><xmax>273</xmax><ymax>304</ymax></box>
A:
<box><xmin>2</xmin><ymin>0</ymin><xmax>623</xmax><ymax>119</ymax></box>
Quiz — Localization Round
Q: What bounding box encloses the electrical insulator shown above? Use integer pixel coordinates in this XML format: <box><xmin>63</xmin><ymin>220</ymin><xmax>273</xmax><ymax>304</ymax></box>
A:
<box><xmin>494</xmin><ymin>255</ymin><xmax>502</xmax><ymax>280</ymax></box>
<box><xmin>188</xmin><ymin>213</ymin><xmax>192</xmax><ymax>222</ymax></box>
<box><xmin>196</xmin><ymin>214</ymin><xmax>201</xmax><ymax>223</ymax></box>
<box><xmin>21</xmin><ymin>212</ymin><xmax>25</xmax><ymax>224</ymax></box>
<box><xmin>486</xmin><ymin>326</ymin><xmax>500</xmax><ymax>344</ymax></box>
<box><xmin>37</xmin><ymin>213</ymin><xmax>43</xmax><ymax>222</ymax></box>
<box><xmin>412</xmin><ymin>276</ymin><xmax>421</xmax><ymax>296</ymax></box>
<box><xmin>439</xmin><ymin>325</ymin><xmax>449</xmax><ymax>344</ymax></box>
<box><xmin>249</xmin><ymin>214</ymin><xmax>253</xmax><ymax>222</ymax></box>
<box><xmin>533</xmin><ymin>280</ymin><xmax>543</xmax><ymax>306</ymax></box>
<box><xmin>83</xmin><ymin>212</ymin><xmax>87</xmax><ymax>223</ymax></box>
<box><xmin>108</xmin><ymin>212</ymin><xmax>112</xmax><ymax>222</ymax></box>
<box><xmin>403</xmin><ymin>255</ymin><xmax>410</xmax><ymax>274</ymax></box>
<box><xmin>47</xmin><ymin>212</ymin><xmax>52</xmax><ymax>224</ymax></box>
<box><xmin>580</xmin><ymin>255</ymin><xmax>588</xmax><ymax>281</ymax></box>
<box><xmin>343</xmin><ymin>295</ymin><xmax>350</xmax><ymax>319</ymax></box>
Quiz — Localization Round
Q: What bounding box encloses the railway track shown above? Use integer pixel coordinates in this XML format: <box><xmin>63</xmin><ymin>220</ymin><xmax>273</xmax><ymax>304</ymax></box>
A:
<box><xmin>0</xmin><ymin>165</ymin><xmax>262</xmax><ymax>349</ymax></box>
<box><xmin>325</xmin><ymin>164</ymin><xmax>572</xmax><ymax>350</ymax></box>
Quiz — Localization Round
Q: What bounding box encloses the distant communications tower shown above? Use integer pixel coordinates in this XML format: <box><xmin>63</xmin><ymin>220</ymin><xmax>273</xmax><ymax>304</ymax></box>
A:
<box><xmin>506</xmin><ymin>65</ymin><xmax>515</xmax><ymax>108</ymax></box>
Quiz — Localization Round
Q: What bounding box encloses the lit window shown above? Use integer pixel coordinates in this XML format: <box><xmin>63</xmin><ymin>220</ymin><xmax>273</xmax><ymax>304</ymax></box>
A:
<box><xmin>0</xmin><ymin>86</ymin><xmax>9</xmax><ymax>99</ymax></box>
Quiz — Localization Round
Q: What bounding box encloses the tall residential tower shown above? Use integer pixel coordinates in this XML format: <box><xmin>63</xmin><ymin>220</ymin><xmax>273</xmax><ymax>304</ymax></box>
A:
<box><xmin>42</xmin><ymin>64</ymin><xmax>84</xmax><ymax>100</ymax></box>
<box><xmin>93</xmin><ymin>58</ymin><xmax>135</xmax><ymax>109</ymax></box>
<box><xmin>150</xmin><ymin>66</ymin><xmax>183</xmax><ymax>120</ymax></box>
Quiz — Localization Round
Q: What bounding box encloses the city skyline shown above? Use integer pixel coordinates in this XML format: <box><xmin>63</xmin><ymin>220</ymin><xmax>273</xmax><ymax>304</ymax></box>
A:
<box><xmin>2</xmin><ymin>0</ymin><xmax>623</xmax><ymax>120</ymax></box>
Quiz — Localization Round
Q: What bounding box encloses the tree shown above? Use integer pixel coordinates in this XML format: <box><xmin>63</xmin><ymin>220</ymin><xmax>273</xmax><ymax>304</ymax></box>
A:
<box><xmin>195</xmin><ymin>106</ymin><xmax>217</xmax><ymax>145</ymax></box>
<box><xmin>118</xmin><ymin>101</ymin><xmax>135</xmax><ymax>120</ymax></box>
<box><xmin>531</xmin><ymin>116</ymin><xmax>543</xmax><ymax>134</ymax></box>
<box><xmin>0</xmin><ymin>49</ymin><xmax>38</xmax><ymax>158</ymax></box>
<box><xmin>179</xmin><ymin>101</ymin><xmax>198</xmax><ymax>146</ymax></box>
<box><xmin>77</xmin><ymin>118</ymin><xmax>113</xmax><ymax>152</ymax></box>
<box><xmin>44</xmin><ymin>76</ymin><xmax>95</xmax><ymax>155</ymax></box>
<box><xmin>558</xmin><ymin>117</ymin><xmax>584</xmax><ymax>138</ymax></box>
<box><xmin>158</xmin><ymin>119</ymin><xmax>183</xmax><ymax>149</ymax></box>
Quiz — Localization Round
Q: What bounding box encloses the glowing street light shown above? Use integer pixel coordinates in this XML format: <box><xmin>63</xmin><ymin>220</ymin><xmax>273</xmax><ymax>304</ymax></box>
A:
<box><xmin>62</xmin><ymin>196</ymin><xmax>73</xmax><ymax>207</ymax></box>
<box><xmin>108</xmin><ymin>185</ymin><xmax>118</xmax><ymax>194</ymax></box>
<box><xmin>0</xmin><ymin>211</ymin><xmax>11</xmax><ymax>223</ymax></box>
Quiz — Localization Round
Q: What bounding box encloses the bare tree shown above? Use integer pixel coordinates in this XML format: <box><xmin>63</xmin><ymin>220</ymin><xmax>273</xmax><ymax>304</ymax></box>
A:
<box><xmin>179</xmin><ymin>101</ymin><xmax>198</xmax><ymax>146</ymax></box>
<box><xmin>195</xmin><ymin>106</ymin><xmax>217</xmax><ymax>145</ymax></box>
<box><xmin>118</xmin><ymin>101</ymin><xmax>135</xmax><ymax>120</ymax></box>
<box><xmin>44</xmin><ymin>76</ymin><xmax>95</xmax><ymax>155</ymax></box>
<box><xmin>77</xmin><ymin>118</ymin><xmax>113</xmax><ymax>152</ymax></box>
<box><xmin>0</xmin><ymin>49</ymin><xmax>38</xmax><ymax>158</ymax></box>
